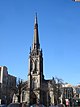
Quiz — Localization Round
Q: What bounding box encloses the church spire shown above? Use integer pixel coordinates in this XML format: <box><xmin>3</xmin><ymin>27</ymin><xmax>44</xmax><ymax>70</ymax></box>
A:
<box><xmin>32</xmin><ymin>13</ymin><xmax>40</xmax><ymax>50</ymax></box>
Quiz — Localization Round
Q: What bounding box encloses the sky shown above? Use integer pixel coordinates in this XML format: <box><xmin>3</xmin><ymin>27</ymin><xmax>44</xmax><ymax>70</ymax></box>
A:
<box><xmin>0</xmin><ymin>0</ymin><xmax>80</xmax><ymax>86</ymax></box>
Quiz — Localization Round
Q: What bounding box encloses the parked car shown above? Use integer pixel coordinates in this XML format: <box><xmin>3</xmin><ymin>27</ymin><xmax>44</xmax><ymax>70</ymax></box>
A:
<box><xmin>7</xmin><ymin>103</ymin><xmax>22</xmax><ymax>107</ymax></box>
<box><xmin>30</xmin><ymin>104</ymin><xmax>45</xmax><ymax>107</ymax></box>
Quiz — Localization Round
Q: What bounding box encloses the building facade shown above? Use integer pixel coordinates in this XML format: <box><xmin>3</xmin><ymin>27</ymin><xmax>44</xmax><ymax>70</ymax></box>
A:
<box><xmin>0</xmin><ymin>66</ymin><xmax>16</xmax><ymax>104</ymax></box>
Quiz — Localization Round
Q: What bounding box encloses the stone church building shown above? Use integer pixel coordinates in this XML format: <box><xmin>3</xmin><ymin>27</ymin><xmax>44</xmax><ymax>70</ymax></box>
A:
<box><xmin>14</xmin><ymin>15</ymin><xmax>56</xmax><ymax>107</ymax></box>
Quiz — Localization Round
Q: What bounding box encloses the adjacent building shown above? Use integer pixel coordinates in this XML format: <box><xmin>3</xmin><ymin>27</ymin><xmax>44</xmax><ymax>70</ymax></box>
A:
<box><xmin>61</xmin><ymin>83</ymin><xmax>80</xmax><ymax>106</ymax></box>
<box><xmin>0</xmin><ymin>66</ymin><xmax>16</xmax><ymax>104</ymax></box>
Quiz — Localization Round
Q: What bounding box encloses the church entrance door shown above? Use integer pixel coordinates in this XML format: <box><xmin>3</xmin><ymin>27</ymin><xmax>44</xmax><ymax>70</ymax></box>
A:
<box><xmin>30</xmin><ymin>92</ymin><xmax>36</xmax><ymax>105</ymax></box>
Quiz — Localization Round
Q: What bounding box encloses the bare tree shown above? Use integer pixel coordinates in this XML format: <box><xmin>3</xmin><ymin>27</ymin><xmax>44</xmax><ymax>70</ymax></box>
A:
<box><xmin>52</xmin><ymin>77</ymin><xmax>63</xmax><ymax>105</ymax></box>
<box><xmin>17</xmin><ymin>78</ymin><xmax>23</xmax><ymax>103</ymax></box>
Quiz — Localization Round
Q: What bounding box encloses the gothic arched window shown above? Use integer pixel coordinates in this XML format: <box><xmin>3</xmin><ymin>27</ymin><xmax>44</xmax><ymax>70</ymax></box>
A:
<box><xmin>33</xmin><ymin>60</ymin><xmax>38</xmax><ymax>74</ymax></box>
<box><xmin>35</xmin><ymin>60</ymin><xmax>37</xmax><ymax>71</ymax></box>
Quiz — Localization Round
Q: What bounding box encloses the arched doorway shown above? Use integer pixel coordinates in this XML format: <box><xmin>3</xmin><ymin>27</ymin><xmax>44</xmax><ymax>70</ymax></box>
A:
<box><xmin>30</xmin><ymin>92</ymin><xmax>37</xmax><ymax>105</ymax></box>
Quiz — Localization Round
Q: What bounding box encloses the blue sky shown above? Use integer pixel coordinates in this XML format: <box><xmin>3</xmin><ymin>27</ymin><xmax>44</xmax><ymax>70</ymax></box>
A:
<box><xmin>0</xmin><ymin>0</ymin><xmax>80</xmax><ymax>86</ymax></box>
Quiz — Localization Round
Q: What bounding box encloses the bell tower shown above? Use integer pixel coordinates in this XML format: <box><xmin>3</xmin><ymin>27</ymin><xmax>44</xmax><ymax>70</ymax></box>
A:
<box><xmin>28</xmin><ymin>14</ymin><xmax>44</xmax><ymax>105</ymax></box>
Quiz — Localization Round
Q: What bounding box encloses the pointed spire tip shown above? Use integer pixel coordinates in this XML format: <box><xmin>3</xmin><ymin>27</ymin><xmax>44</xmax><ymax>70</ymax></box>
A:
<box><xmin>35</xmin><ymin>13</ymin><xmax>38</xmax><ymax>24</ymax></box>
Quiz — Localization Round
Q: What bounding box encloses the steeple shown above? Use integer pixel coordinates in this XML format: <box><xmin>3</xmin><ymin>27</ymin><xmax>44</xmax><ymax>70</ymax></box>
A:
<box><xmin>28</xmin><ymin>15</ymin><xmax>44</xmax><ymax>105</ymax></box>
<box><xmin>32</xmin><ymin>13</ymin><xmax>40</xmax><ymax>50</ymax></box>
